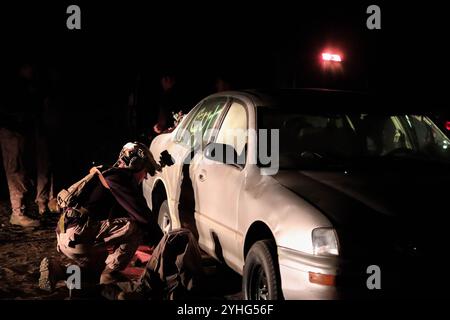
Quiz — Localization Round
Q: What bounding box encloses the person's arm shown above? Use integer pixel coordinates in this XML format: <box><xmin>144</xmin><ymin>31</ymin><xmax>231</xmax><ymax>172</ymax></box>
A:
<box><xmin>90</xmin><ymin>166</ymin><xmax>111</xmax><ymax>189</ymax></box>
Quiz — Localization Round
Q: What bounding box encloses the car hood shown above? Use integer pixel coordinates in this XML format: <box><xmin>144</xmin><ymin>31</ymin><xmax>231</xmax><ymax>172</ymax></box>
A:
<box><xmin>273</xmin><ymin>159</ymin><xmax>450</xmax><ymax>258</ymax></box>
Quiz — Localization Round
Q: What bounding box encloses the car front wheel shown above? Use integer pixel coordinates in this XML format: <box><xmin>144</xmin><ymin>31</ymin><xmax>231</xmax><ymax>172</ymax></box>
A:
<box><xmin>242</xmin><ymin>240</ymin><xmax>282</xmax><ymax>300</ymax></box>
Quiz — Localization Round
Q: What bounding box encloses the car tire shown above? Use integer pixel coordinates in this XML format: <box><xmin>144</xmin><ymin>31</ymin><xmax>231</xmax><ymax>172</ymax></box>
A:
<box><xmin>242</xmin><ymin>240</ymin><xmax>282</xmax><ymax>300</ymax></box>
<box><xmin>157</xmin><ymin>200</ymin><xmax>172</xmax><ymax>234</ymax></box>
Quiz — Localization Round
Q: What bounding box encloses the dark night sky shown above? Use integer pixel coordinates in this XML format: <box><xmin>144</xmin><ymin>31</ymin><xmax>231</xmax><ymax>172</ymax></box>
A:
<box><xmin>1</xmin><ymin>1</ymin><xmax>448</xmax><ymax>96</ymax></box>
<box><xmin>0</xmin><ymin>1</ymin><xmax>449</xmax><ymax>187</ymax></box>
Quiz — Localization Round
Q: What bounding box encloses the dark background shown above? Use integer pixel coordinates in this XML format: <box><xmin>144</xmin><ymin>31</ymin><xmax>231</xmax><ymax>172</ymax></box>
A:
<box><xmin>0</xmin><ymin>1</ymin><xmax>449</xmax><ymax>193</ymax></box>
<box><xmin>1</xmin><ymin>1</ymin><xmax>446</xmax><ymax>92</ymax></box>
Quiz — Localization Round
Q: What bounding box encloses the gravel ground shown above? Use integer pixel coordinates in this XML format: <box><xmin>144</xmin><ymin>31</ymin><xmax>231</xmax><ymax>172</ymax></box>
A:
<box><xmin>0</xmin><ymin>199</ymin><xmax>242</xmax><ymax>300</ymax></box>
<box><xmin>0</xmin><ymin>200</ymin><xmax>72</xmax><ymax>299</ymax></box>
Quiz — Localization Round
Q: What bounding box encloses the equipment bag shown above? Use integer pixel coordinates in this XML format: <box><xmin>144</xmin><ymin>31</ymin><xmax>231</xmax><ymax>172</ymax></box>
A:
<box><xmin>56</xmin><ymin>166</ymin><xmax>111</xmax><ymax>233</ymax></box>
<box><xmin>101</xmin><ymin>228</ymin><xmax>204</xmax><ymax>300</ymax></box>
<box><xmin>57</xmin><ymin>166</ymin><xmax>110</xmax><ymax>210</ymax></box>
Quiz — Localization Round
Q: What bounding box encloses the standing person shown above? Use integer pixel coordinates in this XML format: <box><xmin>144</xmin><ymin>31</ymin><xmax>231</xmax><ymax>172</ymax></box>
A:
<box><xmin>153</xmin><ymin>73</ymin><xmax>182</xmax><ymax>135</ymax></box>
<box><xmin>11</xmin><ymin>62</ymin><xmax>53</xmax><ymax>216</ymax></box>
<box><xmin>41</xmin><ymin>67</ymin><xmax>65</xmax><ymax>214</ymax></box>
<box><xmin>39</xmin><ymin>142</ymin><xmax>164</xmax><ymax>291</ymax></box>
<box><xmin>0</xmin><ymin>63</ymin><xmax>41</xmax><ymax>227</ymax></box>
<box><xmin>0</xmin><ymin>127</ymin><xmax>39</xmax><ymax>227</ymax></box>
<box><xmin>214</xmin><ymin>75</ymin><xmax>233</xmax><ymax>92</ymax></box>
<box><xmin>16</xmin><ymin>63</ymin><xmax>54</xmax><ymax>216</ymax></box>
<box><xmin>33</xmin><ymin>97</ymin><xmax>53</xmax><ymax>215</ymax></box>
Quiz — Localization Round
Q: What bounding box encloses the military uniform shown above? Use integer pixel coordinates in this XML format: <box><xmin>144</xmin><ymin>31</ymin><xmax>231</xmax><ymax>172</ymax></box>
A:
<box><xmin>55</xmin><ymin>167</ymin><xmax>163</xmax><ymax>273</ymax></box>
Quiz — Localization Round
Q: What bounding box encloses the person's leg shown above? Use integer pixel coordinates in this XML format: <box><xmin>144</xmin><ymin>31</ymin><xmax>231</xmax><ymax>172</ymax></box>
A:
<box><xmin>34</xmin><ymin>127</ymin><xmax>51</xmax><ymax>214</ymax></box>
<box><xmin>96</xmin><ymin>218</ymin><xmax>143</xmax><ymax>272</ymax></box>
<box><xmin>0</xmin><ymin>128</ymin><xmax>38</xmax><ymax>227</ymax></box>
<box><xmin>39</xmin><ymin>224</ymin><xmax>107</xmax><ymax>291</ymax></box>
<box><xmin>57</xmin><ymin>223</ymin><xmax>108</xmax><ymax>274</ymax></box>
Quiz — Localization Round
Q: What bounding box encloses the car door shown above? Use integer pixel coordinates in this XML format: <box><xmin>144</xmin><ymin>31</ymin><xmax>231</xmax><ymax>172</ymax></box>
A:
<box><xmin>148</xmin><ymin>97</ymin><xmax>227</xmax><ymax>219</ymax></box>
<box><xmin>193</xmin><ymin>99</ymin><xmax>248</xmax><ymax>270</ymax></box>
<box><xmin>171</xmin><ymin>96</ymin><xmax>230</xmax><ymax>232</ymax></box>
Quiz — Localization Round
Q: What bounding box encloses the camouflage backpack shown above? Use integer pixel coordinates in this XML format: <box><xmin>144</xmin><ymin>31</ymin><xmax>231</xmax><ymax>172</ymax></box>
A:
<box><xmin>140</xmin><ymin>228</ymin><xmax>204</xmax><ymax>299</ymax></box>
<box><xmin>102</xmin><ymin>228</ymin><xmax>204</xmax><ymax>300</ymax></box>
<box><xmin>56</xmin><ymin>166</ymin><xmax>110</xmax><ymax>210</ymax></box>
<box><xmin>56</xmin><ymin>166</ymin><xmax>110</xmax><ymax>233</ymax></box>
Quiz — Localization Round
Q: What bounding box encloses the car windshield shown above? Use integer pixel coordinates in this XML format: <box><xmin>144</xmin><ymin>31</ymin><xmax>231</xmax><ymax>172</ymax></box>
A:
<box><xmin>258</xmin><ymin>109</ymin><xmax>450</xmax><ymax>169</ymax></box>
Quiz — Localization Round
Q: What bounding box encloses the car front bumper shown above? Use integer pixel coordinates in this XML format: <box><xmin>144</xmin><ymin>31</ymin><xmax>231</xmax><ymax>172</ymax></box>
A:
<box><xmin>278</xmin><ymin>246</ymin><xmax>342</xmax><ymax>299</ymax></box>
<box><xmin>277</xmin><ymin>246</ymin><xmax>442</xmax><ymax>299</ymax></box>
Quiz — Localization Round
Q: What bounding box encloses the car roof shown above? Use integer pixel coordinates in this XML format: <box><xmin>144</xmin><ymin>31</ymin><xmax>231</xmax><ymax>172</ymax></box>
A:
<box><xmin>205</xmin><ymin>88</ymin><xmax>445</xmax><ymax>114</ymax></box>
<box><xmin>243</xmin><ymin>88</ymin><xmax>368</xmax><ymax>108</ymax></box>
<box><xmin>205</xmin><ymin>88</ymin><xmax>371</xmax><ymax>113</ymax></box>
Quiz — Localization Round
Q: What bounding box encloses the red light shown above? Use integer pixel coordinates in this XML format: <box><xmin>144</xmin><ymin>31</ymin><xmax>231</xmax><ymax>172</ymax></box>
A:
<box><xmin>322</xmin><ymin>52</ymin><xmax>342</xmax><ymax>62</ymax></box>
<box><xmin>445</xmin><ymin>121</ymin><xmax>450</xmax><ymax>131</ymax></box>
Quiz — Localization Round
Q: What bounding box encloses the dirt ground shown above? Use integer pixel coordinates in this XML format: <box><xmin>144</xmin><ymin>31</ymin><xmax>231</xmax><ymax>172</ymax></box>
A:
<box><xmin>0</xmin><ymin>199</ymin><xmax>242</xmax><ymax>300</ymax></box>
<box><xmin>0</xmin><ymin>201</ymin><xmax>72</xmax><ymax>299</ymax></box>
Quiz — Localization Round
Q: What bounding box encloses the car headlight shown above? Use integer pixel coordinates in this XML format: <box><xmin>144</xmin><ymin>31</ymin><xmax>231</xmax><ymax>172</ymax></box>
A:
<box><xmin>312</xmin><ymin>227</ymin><xmax>339</xmax><ymax>256</ymax></box>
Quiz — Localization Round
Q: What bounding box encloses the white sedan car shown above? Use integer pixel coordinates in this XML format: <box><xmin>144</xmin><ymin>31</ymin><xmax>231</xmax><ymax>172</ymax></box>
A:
<box><xmin>143</xmin><ymin>89</ymin><xmax>450</xmax><ymax>299</ymax></box>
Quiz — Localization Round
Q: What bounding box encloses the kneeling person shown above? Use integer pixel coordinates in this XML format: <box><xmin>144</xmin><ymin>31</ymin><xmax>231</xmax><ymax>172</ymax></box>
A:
<box><xmin>39</xmin><ymin>142</ymin><xmax>163</xmax><ymax>291</ymax></box>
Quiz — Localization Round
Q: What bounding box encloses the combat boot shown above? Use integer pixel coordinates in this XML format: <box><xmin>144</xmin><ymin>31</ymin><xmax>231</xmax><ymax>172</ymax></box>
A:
<box><xmin>48</xmin><ymin>198</ymin><xmax>60</xmax><ymax>213</ymax></box>
<box><xmin>39</xmin><ymin>257</ymin><xmax>65</xmax><ymax>292</ymax></box>
<box><xmin>37</xmin><ymin>201</ymin><xmax>47</xmax><ymax>215</ymax></box>
<box><xmin>10</xmin><ymin>214</ymin><xmax>40</xmax><ymax>227</ymax></box>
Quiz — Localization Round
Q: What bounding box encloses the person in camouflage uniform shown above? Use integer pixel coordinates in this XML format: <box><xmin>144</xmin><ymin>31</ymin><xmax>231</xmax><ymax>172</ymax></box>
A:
<box><xmin>0</xmin><ymin>63</ymin><xmax>41</xmax><ymax>227</ymax></box>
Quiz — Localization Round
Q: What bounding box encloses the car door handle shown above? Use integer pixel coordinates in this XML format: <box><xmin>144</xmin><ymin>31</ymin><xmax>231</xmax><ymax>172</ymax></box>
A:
<box><xmin>198</xmin><ymin>169</ymin><xmax>207</xmax><ymax>182</ymax></box>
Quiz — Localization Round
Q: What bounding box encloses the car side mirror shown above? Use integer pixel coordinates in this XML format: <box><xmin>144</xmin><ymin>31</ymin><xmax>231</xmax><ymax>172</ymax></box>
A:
<box><xmin>159</xmin><ymin>150</ymin><xmax>175</xmax><ymax>168</ymax></box>
<box><xmin>204</xmin><ymin>143</ymin><xmax>243</xmax><ymax>168</ymax></box>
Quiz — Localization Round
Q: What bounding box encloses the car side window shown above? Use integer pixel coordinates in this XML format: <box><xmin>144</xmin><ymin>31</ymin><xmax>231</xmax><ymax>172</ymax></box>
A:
<box><xmin>175</xmin><ymin>102</ymin><xmax>204</xmax><ymax>143</ymax></box>
<box><xmin>215</xmin><ymin>100</ymin><xmax>248</xmax><ymax>165</ymax></box>
<box><xmin>177</xmin><ymin>98</ymin><xmax>228</xmax><ymax>148</ymax></box>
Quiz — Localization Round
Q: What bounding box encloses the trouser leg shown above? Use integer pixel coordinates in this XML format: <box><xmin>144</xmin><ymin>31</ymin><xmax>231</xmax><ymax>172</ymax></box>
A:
<box><xmin>56</xmin><ymin>223</ymin><xmax>108</xmax><ymax>283</ymax></box>
<box><xmin>35</xmin><ymin>127</ymin><xmax>51</xmax><ymax>206</ymax></box>
<box><xmin>96</xmin><ymin>218</ymin><xmax>143</xmax><ymax>271</ymax></box>
<box><xmin>0</xmin><ymin>128</ymin><xmax>28</xmax><ymax>216</ymax></box>
<box><xmin>56</xmin><ymin>218</ymin><xmax>142</xmax><ymax>286</ymax></box>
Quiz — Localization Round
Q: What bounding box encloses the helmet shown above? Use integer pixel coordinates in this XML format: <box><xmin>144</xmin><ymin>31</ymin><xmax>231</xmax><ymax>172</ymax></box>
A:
<box><xmin>115</xmin><ymin>142</ymin><xmax>160</xmax><ymax>174</ymax></box>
